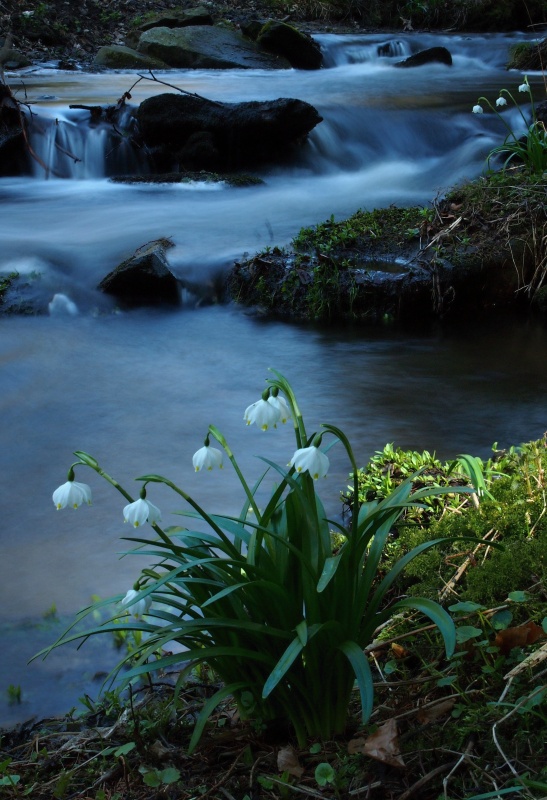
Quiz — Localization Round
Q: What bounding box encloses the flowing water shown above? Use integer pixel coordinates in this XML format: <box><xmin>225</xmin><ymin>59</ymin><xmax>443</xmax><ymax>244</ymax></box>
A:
<box><xmin>1</xmin><ymin>30</ymin><xmax>546</xmax><ymax>726</ymax></box>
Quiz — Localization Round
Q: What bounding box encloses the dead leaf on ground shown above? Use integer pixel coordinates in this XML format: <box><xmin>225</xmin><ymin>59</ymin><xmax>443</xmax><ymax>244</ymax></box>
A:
<box><xmin>494</xmin><ymin>621</ymin><xmax>545</xmax><ymax>655</ymax></box>
<box><xmin>349</xmin><ymin>719</ymin><xmax>405</xmax><ymax>769</ymax></box>
<box><xmin>416</xmin><ymin>697</ymin><xmax>457</xmax><ymax>724</ymax></box>
<box><xmin>277</xmin><ymin>745</ymin><xmax>304</xmax><ymax>778</ymax></box>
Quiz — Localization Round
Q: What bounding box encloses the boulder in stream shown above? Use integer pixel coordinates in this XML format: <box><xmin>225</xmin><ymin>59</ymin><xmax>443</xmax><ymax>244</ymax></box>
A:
<box><xmin>136</xmin><ymin>92</ymin><xmax>323</xmax><ymax>171</ymax></box>
<box><xmin>0</xmin><ymin>84</ymin><xmax>30</xmax><ymax>176</ymax></box>
<box><xmin>93</xmin><ymin>45</ymin><xmax>167</xmax><ymax>69</ymax></box>
<box><xmin>395</xmin><ymin>46</ymin><xmax>452</xmax><ymax>67</ymax></box>
<box><xmin>249</xmin><ymin>20</ymin><xmax>323</xmax><ymax>69</ymax></box>
<box><xmin>136</xmin><ymin>25</ymin><xmax>291</xmax><ymax>69</ymax></box>
<box><xmin>98</xmin><ymin>239</ymin><xmax>180</xmax><ymax>308</ymax></box>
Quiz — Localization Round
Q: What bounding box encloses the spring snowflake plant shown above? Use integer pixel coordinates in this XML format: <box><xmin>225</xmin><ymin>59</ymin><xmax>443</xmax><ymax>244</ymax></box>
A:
<box><xmin>38</xmin><ymin>370</ymin><xmax>478</xmax><ymax>753</ymax></box>
<box><xmin>472</xmin><ymin>76</ymin><xmax>547</xmax><ymax>175</ymax></box>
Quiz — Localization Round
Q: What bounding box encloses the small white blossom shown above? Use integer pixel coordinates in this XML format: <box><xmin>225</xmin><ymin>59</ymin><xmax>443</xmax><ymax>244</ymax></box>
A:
<box><xmin>289</xmin><ymin>445</ymin><xmax>330</xmax><ymax>480</ymax></box>
<box><xmin>268</xmin><ymin>394</ymin><xmax>292</xmax><ymax>424</ymax></box>
<box><xmin>495</xmin><ymin>96</ymin><xmax>507</xmax><ymax>107</ymax></box>
<box><xmin>244</xmin><ymin>398</ymin><xmax>280</xmax><ymax>431</ymax></box>
<box><xmin>518</xmin><ymin>80</ymin><xmax>529</xmax><ymax>93</ymax></box>
<box><xmin>121</xmin><ymin>588</ymin><xmax>151</xmax><ymax>619</ymax></box>
<box><xmin>52</xmin><ymin>480</ymin><xmax>92</xmax><ymax>510</ymax></box>
<box><xmin>193</xmin><ymin>444</ymin><xmax>223</xmax><ymax>472</ymax></box>
<box><xmin>472</xmin><ymin>104</ymin><xmax>484</xmax><ymax>114</ymax></box>
<box><xmin>123</xmin><ymin>497</ymin><xmax>162</xmax><ymax>527</ymax></box>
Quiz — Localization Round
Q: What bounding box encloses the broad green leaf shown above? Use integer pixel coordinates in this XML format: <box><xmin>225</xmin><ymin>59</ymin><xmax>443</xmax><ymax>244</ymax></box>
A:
<box><xmin>455</xmin><ymin>625</ymin><xmax>483</xmax><ymax>644</ymax></box>
<box><xmin>389</xmin><ymin>597</ymin><xmax>456</xmax><ymax>657</ymax></box>
<box><xmin>337</xmin><ymin>640</ymin><xmax>374</xmax><ymax>723</ymax></box>
<box><xmin>317</xmin><ymin>555</ymin><xmax>342</xmax><ymax>592</ymax></box>
<box><xmin>448</xmin><ymin>601</ymin><xmax>484</xmax><ymax>613</ymax></box>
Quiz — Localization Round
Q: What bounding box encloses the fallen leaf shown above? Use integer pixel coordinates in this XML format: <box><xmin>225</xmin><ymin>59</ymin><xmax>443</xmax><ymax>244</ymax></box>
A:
<box><xmin>391</xmin><ymin>643</ymin><xmax>410</xmax><ymax>659</ymax></box>
<box><xmin>362</xmin><ymin>719</ymin><xmax>405</xmax><ymax>769</ymax></box>
<box><xmin>416</xmin><ymin>698</ymin><xmax>456</xmax><ymax>724</ymax></box>
<box><xmin>494</xmin><ymin>621</ymin><xmax>545</xmax><ymax>655</ymax></box>
<box><xmin>277</xmin><ymin>745</ymin><xmax>304</xmax><ymax>778</ymax></box>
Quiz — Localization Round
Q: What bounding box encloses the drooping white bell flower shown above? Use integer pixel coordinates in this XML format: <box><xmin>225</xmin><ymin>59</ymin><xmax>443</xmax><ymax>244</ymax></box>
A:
<box><xmin>244</xmin><ymin>398</ymin><xmax>280</xmax><ymax>431</ymax></box>
<box><xmin>52</xmin><ymin>479</ymin><xmax>92</xmax><ymax>510</ymax></box>
<box><xmin>518</xmin><ymin>80</ymin><xmax>530</xmax><ymax>93</ymax></box>
<box><xmin>472</xmin><ymin>104</ymin><xmax>483</xmax><ymax>114</ymax></box>
<box><xmin>121</xmin><ymin>588</ymin><xmax>151</xmax><ymax>619</ymax></box>
<box><xmin>289</xmin><ymin>445</ymin><xmax>330</xmax><ymax>480</ymax></box>
<box><xmin>268</xmin><ymin>393</ymin><xmax>292</xmax><ymax>424</ymax></box>
<box><xmin>123</xmin><ymin>497</ymin><xmax>162</xmax><ymax>527</ymax></box>
<box><xmin>193</xmin><ymin>444</ymin><xmax>224</xmax><ymax>472</ymax></box>
<box><xmin>495</xmin><ymin>96</ymin><xmax>508</xmax><ymax>107</ymax></box>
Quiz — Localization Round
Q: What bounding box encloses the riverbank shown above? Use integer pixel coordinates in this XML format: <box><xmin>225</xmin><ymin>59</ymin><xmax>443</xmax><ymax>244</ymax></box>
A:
<box><xmin>2</xmin><ymin>433</ymin><xmax>547</xmax><ymax>799</ymax></box>
<box><xmin>2</xmin><ymin>0</ymin><xmax>546</xmax><ymax>68</ymax></box>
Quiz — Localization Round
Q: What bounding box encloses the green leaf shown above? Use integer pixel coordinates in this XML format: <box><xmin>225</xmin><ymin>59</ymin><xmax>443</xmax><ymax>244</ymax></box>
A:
<box><xmin>188</xmin><ymin>682</ymin><xmax>248</xmax><ymax>754</ymax></box>
<box><xmin>389</xmin><ymin>597</ymin><xmax>456</xmax><ymax>658</ymax></box>
<box><xmin>491</xmin><ymin>609</ymin><xmax>513</xmax><ymax>630</ymax></box>
<box><xmin>448</xmin><ymin>601</ymin><xmax>484</xmax><ymax>613</ymax></box>
<box><xmin>317</xmin><ymin>555</ymin><xmax>342</xmax><ymax>592</ymax></box>
<box><xmin>160</xmin><ymin>768</ymin><xmax>181</xmax><ymax>785</ymax></box>
<box><xmin>309</xmin><ymin>743</ymin><xmax>322</xmax><ymax>754</ymax></box>
<box><xmin>262</xmin><ymin>636</ymin><xmax>305</xmax><ymax>699</ymax></box>
<box><xmin>315</xmin><ymin>763</ymin><xmax>336</xmax><ymax>786</ymax></box>
<box><xmin>142</xmin><ymin>770</ymin><xmax>162</xmax><ymax>787</ymax></box>
<box><xmin>455</xmin><ymin>625</ymin><xmax>483</xmax><ymax>643</ymax></box>
<box><xmin>507</xmin><ymin>591</ymin><xmax>530</xmax><ymax>603</ymax></box>
<box><xmin>338</xmin><ymin>640</ymin><xmax>374</xmax><ymax>723</ymax></box>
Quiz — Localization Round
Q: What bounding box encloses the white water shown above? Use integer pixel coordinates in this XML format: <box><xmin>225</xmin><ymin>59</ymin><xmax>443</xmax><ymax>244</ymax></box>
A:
<box><xmin>1</xmin><ymin>30</ymin><xmax>546</xmax><ymax>725</ymax></box>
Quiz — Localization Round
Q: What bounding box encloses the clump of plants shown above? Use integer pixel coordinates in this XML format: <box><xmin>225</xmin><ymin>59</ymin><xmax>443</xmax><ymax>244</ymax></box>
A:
<box><xmin>37</xmin><ymin>370</ymin><xmax>480</xmax><ymax>753</ymax></box>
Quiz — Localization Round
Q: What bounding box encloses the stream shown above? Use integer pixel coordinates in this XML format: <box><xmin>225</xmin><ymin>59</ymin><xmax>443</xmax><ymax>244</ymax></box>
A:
<box><xmin>1</xmin><ymin>29</ymin><xmax>546</xmax><ymax>726</ymax></box>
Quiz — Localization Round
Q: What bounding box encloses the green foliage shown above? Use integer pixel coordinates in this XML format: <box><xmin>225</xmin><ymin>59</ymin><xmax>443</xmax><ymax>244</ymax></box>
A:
<box><xmin>473</xmin><ymin>77</ymin><xmax>547</xmax><ymax>176</ymax></box>
<box><xmin>37</xmin><ymin>371</ymin><xmax>466</xmax><ymax>752</ymax></box>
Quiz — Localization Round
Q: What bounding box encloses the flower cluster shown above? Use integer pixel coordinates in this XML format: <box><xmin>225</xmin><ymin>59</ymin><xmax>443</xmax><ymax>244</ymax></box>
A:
<box><xmin>472</xmin><ymin>77</ymin><xmax>530</xmax><ymax>115</ymax></box>
<box><xmin>244</xmin><ymin>387</ymin><xmax>291</xmax><ymax>431</ymax></box>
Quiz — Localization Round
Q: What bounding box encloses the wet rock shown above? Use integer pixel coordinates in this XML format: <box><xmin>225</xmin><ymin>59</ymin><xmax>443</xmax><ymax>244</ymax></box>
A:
<box><xmin>136</xmin><ymin>92</ymin><xmax>322</xmax><ymax>171</ymax></box>
<box><xmin>125</xmin><ymin>6</ymin><xmax>214</xmax><ymax>49</ymax></box>
<box><xmin>395</xmin><ymin>46</ymin><xmax>452</xmax><ymax>68</ymax></box>
<box><xmin>136</xmin><ymin>25</ymin><xmax>291</xmax><ymax>69</ymax></box>
<box><xmin>98</xmin><ymin>239</ymin><xmax>180</xmax><ymax>308</ymax></box>
<box><xmin>0</xmin><ymin>84</ymin><xmax>30</xmax><ymax>176</ymax></box>
<box><xmin>93</xmin><ymin>44</ymin><xmax>167</xmax><ymax>69</ymax></box>
<box><xmin>255</xmin><ymin>20</ymin><xmax>323</xmax><ymax>69</ymax></box>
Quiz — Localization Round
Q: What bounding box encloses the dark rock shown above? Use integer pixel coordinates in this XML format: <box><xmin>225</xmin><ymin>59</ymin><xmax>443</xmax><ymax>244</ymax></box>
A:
<box><xmin>136</xmin><ymin>92</ymin><xmax>322</xmax><ymax>171</ymax></box>
<box><xmin>0</xmin><ymin>84</ymin><xmax>30</xmax><ymax>176</ymax></box>
<box><xmin>256</xmin><ymin>20</ymin><xmax>323</xmax><ymax>69</ymax></box>
<box><xmin>125</xmin><ymin>7</ymin><xmax>214</xmax><ymax>49</ymax></box>
<box><xmin>136</xmin><ymin>25</ymin><xmax>291</xmax><ymax>70</ymax></box>
<box><xmin>98</xmin><ymin>239</ymin><xmax>180</xmax><ymax>308</ymax></box>
<box><xmin>536</xmin><ymin>100</ymin><xmax>547</xmax><ymax>126</ymax></box>
<box><xmin>507</xmin><ymin>38</ymin><xmax>546</xmax><ymax>71</ymax></box>
<box><xmin>395</xmin><ymin>46</ymin><xmax>452</xmax><ymax>68</ymax></box>
<box><xmin>93</xmin><ymin>45</ymin><xmax>167</xmax><ymax>69</ymax></box>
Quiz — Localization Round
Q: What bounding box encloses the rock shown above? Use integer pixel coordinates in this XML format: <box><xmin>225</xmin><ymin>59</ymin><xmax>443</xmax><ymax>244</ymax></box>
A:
<box><xmin>136</xmin><ymin>92</ymin><xmax>322</xmax><ymax>171</ymax></box>
<box><xmin>394</xmin><ymin>46</ymin><xmax>452</xmax><ymax>68</ymax></box>
<box><xmin>0</xmin><ymin>84</ymin><xmax>30</xmax><ymax>176</ymax></box>
<box><xmin>125</xmin><ymin>7</ymin><xmax>214</xmax><ymax>49</ymax></box>
<box><xmin>507</xmin><ymin>38</ymin><xmax>546</xmax><ymax>71</ymax></box>
<box><xmin>136</xmin><ymin>25</ymin><xmax>291</xmax><ymax>70</ymax></box>
<box><xmin>255</xmin><ymin>20</ymin><xmax>323</xmax><ymax>69</ymax></box>
<box><xmin>93</xmin><ymin>44</ymin><xmax>167</xmax><ymax>69</ymax></box>
<box><xmin>98</xmin><ymin>239</ymin><xmax>180</xmax><ymax>308</ymax></box>
<box><xmin>1</xmin><ymin>47</ymin><xmax>32</xmax><ymax>69</ymax></box>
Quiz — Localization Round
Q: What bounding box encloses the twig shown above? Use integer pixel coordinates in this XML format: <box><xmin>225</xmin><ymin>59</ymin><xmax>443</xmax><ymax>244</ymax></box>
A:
<box><xmin>398</xmin><ymin>760</ymin><xmax>459</xmax><ymax>800</ymax></box>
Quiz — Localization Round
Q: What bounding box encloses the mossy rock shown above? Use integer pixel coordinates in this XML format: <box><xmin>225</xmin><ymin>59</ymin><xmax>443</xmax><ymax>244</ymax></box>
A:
<box><xmin>507</xmin><ymin>38</ymin><xmax>547</xmax><ymax>70</ymax></box>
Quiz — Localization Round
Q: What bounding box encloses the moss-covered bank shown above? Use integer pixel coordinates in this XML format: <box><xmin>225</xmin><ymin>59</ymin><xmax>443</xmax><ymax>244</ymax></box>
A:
<box><xmin>227</xmin><ymin>171</ymin><xmax>547</xmax><ymax>324</ymax></box>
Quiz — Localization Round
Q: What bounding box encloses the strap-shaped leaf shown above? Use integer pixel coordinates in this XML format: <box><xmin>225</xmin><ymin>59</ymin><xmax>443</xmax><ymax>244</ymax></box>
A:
<box><xmin>389</xmin><ymin>597</ymin><xmax>456</xmax><ymax>657</ymax></box>
<box><xmin>337</xmin><ymin>640</ymin><xmax>374</xmax><ymax>723</ymax></box>
<box><xmin>188</xmin><ymin>681</ymin><xmax>249</xmax><ymax>754</ymax></box>
<box><xmin>317</xmin><ymin>554</ymin><xmax>343</xmax><ymax>593</ymax></box>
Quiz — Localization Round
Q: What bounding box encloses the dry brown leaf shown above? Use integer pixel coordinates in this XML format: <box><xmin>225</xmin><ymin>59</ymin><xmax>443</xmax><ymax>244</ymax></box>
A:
<box><xmin>391</xmin><ymin>643</ymin><xmax>410</xmax><ymax>659</ymax></box>
<box><xmin>347</xmin><ymin>737</ymin><xmax>367</xmax><ymax>755</ymax></box>
<box><xmin>277</xmin><ymin>745</ymin><xmax>304</xmax><ymax>778</ymax></box>
<box><xmin>494</xmin><ymin>621</ymin><xmax>545</xmax><ymax>655</ymax></box>
<box><xmin>416</xmin><ymin>697</ymin><xmax>456</xmax><ymax>724</ymax></box>
<box><xmin>362</xmin><ymin>719</ymin><xmax>405</xmax><ymax>769</ymax></box>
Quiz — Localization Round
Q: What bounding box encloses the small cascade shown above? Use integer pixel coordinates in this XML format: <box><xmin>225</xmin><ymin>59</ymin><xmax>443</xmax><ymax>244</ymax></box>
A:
<box><xmin>28</xmin><ymin>105</ymin><xmax>148</xmax><ymax>179</ymax></box>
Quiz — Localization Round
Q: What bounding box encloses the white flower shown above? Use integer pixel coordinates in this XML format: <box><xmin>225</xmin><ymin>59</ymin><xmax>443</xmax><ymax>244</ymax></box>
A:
<box><xmin>289</xmin><ymin>445</ymin><xmax>330</xmax><ymax>480</ymax></box>
<box><xmin>121</xmin><ymin>588</ymin><xmax>151</xmax><ymax>619</ymax></box>
<box><xmin>123</xmin><ymin>497</ymin><xmax>162</xmax><ymax>527</ymax></box>
<box><xmin>193</xmin><ymin>444</ymin><xmax>223</xmax><ymax>472</ymax></box>
<box><xmin>52</xmin><ymin>480</ymin><xmax>92</xmax><ymax>509</ymax></box>
<box><xmin>268</xmin><ymin>394</ymin><xmax>292</xmax><ymax>424</ymax></box>
<box><xmin>244</xmin><ymin>398</ymin><xmax>280</xmax><ymax>430</ymax></box>
<box><xmin>472</xmin><ymin>104</ymin><xmax>483</xmax><ymax>114</ymax></box>
<box><xmin>518</xmin><ymin>80</ymin><xmax>529</xmax><ymax>93</ymax></box>
<box><xmin>495</xmin><ymin>96</ymin><xmax>507</xmax><ymax>107</ymax></box>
